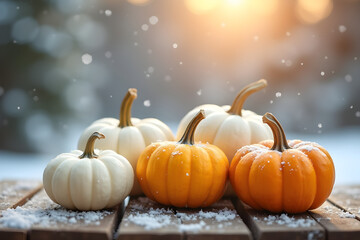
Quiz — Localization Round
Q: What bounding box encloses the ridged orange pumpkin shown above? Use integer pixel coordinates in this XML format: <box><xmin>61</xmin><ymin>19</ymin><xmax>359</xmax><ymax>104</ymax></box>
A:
<box><xmin>136</xmin><ymin>110</ymin><xmax>229</xmax><ymax>208</ymax></box>
<box><xmin>229</xmin><ymin>112</ymin><xmax>335</xmax><ymax>213</ymax></box>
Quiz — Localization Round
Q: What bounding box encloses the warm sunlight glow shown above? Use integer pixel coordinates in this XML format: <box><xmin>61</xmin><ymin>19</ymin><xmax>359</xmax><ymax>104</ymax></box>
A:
<box><xmin>226</xmin><ymin>0</ymin><xmax>243</xmax><ymax>7</ymax></box>
<box><xmin>185</xmin><ymin>0</ymin><xmax>220</xmax><ymax>15</ymax></box>
<box><xmin>251</xmin><ymin>0</ymin><xmax>279</xmax><ymax>16</ymax></box>
<box><xmin>296</xmin><ymin>0</ymin><xmax>333</xmax><ymax>23</ymax></box>
<box><xmin>127</xmin><ymin>0</ymin><xmax>151</xmax><ymax>6</ymax></box>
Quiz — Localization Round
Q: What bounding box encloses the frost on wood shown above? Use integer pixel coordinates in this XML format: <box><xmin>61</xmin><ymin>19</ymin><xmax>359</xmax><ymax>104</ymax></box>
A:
<box><xmin>0</xmin><ymin>192</ymin><xmax>112</xmax><ymax>229</ymax></box>
<box><xmin>0</xmin><ymin>180</ymin><xmax>40</xmax><ymax>209</ymax></box>
<box><xmin>124</xmin><ymin>197</ymin><xmax>240</xmax><ymax>232</ymax></box>
<box><xmin>254</xmin><ymin>214</ymin><xmax>317</xmax><ymax>228</ymax></box>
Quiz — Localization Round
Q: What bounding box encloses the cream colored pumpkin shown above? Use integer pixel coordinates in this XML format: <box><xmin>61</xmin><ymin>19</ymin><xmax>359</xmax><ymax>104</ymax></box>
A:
<box><xmin>177</xmin><ymin>79</ymin><xmax>272</xmax><ymax>160</ymax></box>
<box><xmin>43</xmin><ymin>132</ymin><xmax>134</xmax><ymax>210</ymax></box>
<box><xmin>78</xmin><ymin>88</ymin><xmax>174</xmax><ymax>196</ymax></box>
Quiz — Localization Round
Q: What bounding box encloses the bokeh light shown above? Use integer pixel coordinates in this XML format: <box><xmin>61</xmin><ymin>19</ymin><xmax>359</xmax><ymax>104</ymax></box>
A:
<box><xmin>296</xmin><ymin>0</ymin><xmax>333</xmax><ymax>24</ymax></box>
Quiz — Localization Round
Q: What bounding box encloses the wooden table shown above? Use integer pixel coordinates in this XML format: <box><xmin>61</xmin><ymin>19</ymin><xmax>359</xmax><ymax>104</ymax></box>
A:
<box><xmin>0</xmin><ymin>180</ymin><xmax>359</xmax><ymax>240</ymax></box>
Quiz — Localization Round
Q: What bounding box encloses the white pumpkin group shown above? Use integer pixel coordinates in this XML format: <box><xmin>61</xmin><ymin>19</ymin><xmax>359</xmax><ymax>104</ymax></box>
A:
<box><xmin>43</xmin><ymin>132</ymin><xmax>133</xmax><ymax>211</ymax></box>
<box><xmin>177</xmin><ymin>79</ymin><xmax>273</xmax><ymax>160</ymax></box>
<box><xmin>77</xmin><ymin>88</ymin><xmax>174</xmax><ymax>195</ymax></box>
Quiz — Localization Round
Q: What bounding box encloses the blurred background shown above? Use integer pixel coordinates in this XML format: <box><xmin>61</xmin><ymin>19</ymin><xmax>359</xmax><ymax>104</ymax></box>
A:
<box><xmin>0</xmin><ymin>0</ymin><xmax>359</xmax><ymax>182</ymax></box>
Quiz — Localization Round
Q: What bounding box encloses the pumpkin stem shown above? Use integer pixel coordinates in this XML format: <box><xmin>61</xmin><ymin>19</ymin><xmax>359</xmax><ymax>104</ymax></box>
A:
<box><xmin>227</xmin><ymin>79</ymin><xmax>267</xmax><ymax>116</ymax></box>
<box><xmin>79</xmin><ymin>132</ymin><xmax>105</xmax><ymax>159</ymax></box>
<box><xmin>262</xmin><ymin>113</ymin><xmax>291</xmax><ymax>152</ymax></box>
<box><xmin>119</xmin><ymin>88</ymin><xmax>137</xmax><ymax>128</ymax></box>
<box><xmin>178</xmin><ymin>110</ymin><xmax>205</xmax><ymax>145</ymax></box>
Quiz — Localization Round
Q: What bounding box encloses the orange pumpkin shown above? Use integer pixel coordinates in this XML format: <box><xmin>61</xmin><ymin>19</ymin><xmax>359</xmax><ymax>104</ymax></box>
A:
<box><xmin>229</xmin><ymin>112</ymin><xmax>335</xmax><ymax>213</ymax></box>
<box><xmin>136</xmin><ymin>110</ymin><xmax>229</xmax><ymax>208</ymax></box>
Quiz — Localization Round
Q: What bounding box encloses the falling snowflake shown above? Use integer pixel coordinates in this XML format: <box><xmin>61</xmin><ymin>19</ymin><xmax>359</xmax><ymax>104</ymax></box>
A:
<box><xmin>134</xmin><ymin>42</ymin><xmax>138</xmax><ymax>46</ymax></box>
<box><xmin>275</xmin><ymin>92</ymin><xmax>282</xmax><ymax>98</ymax></box>
<box><xmin>318</xmin><ymin>123</ymin><xmax>322</xmax><ymax>128</ymax></box>
<box><xmin>144</xmin><ymin>100</ymin><xmax>151</xmax><ymax>107</ymax></box>
<box><xmin>0</xmin><ymin>87</ymin><xmax>4</xmax><ymax>96</ymax></box>
<box><xmin>356</xmin><ymin>111</ymin><xmax>360</xmax><ymax>118</ymax></box>
<box><xmin>81</xmin><ymin>54</ymin><xmax>92</xmax><ymax>64</ymax></box>
<box><xmin>105</xmin><ymin>51</ymin><xmax>112</xmax><ymax>58</ymax></box>
<box><xmin>297</xmin><ymin>92</ymin><xmax>301</xmax><ymax>96</ymax></box>
<box><xmin>17</xmin><ymin>106</ymin><xmax>21</xmax><ymax>110</ymax></box>
<box><xmin>286</xmin><ymin>32</ymin><xmax>291</xmax><ymax>37</ymax></box>
<box><xmin>141</xmin><ymin>24</ymin><xmax>149</xmax><ymax>31</ymax></box>
<box><xmin>321</xmin><ymin>71</ymin><xmax>325</xmax><ymax>76</ymax></box>
<box><xmin>270</xmin><ymin>100</ymin><xmax>274</xmax><ymax>104</ymax></box>
<box><xmin>345</xmin><ymin>74</ymin><xmax>352</xmax><ymax>83</ymax></box>
<box><xmin>149</xmin><ymin>16</ymin><xmax>158</xmax><ymax>25</ymax></box>
<box><xmin>147</xmin><ymin>67</ymin><xmax>154</xmax><ymax>73</ymax></box>
<box><xmin>105</xmin><ymin>10</ymin><xmax>112</xmax><ymax>16</ymax></box>
<box><xmin>338</xmin><ymin>25</ymin><xmax>347</xmax><ymax>33</ymax></box>
<box><xmin>172</xmin><ymin>43</ymin><xmax>178</xmax><ymax>49</ymax></box>
<box><xmin>197</xmin><ymin>89</ymin><xmax>202</xmax><ymax>96</ymax></box>
<box><xmin>164</xmin><ymin>75</ymin><xmax>172</xmax><ymax>82</ymax></box>
<box><xmin>253</xmin><ymin>35</ymin><xmax>259</xmax><ymax>41</ymax></box>
<box><xmin>300</xmin><ymin>62</ymin><xmax>304</xmax><ymax>66</ymax></box>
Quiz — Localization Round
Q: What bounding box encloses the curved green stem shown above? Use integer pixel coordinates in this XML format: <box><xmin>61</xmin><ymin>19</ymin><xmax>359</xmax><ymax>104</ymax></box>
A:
<box><xmin>262</xmin><ymin>113</ymin><xmax>290</xmax><ymax>152</ymax></box>
<box><xmin>178</xmin><ymin>110</ymin><xmax>205</xmax><ymax>145</ymax></box>
<box><xmin>79</xmin><ymin>132</ymin><xmax>105</xmax><ymax>159</ymax></box>
<box><xmin>227</xmin><ymin>79</ymin><xmax>267</xmax><ymax>116</ymax></box>
<box><xmin>119</xmin><ymin>88</ymin><xmax>137</xmax><ymax>128</ymax></box>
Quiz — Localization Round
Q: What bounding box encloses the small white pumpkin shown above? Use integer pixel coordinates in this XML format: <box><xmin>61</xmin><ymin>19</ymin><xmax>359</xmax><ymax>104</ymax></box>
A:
<box><xmin>43</xmin><ymin>132</ymin><xmax>134</xmax><ymax>210</ymax></box>
<box><xmin>177</xmin><ymin>79</ymin><xmax>272</xmax><ymax>160</ymax></box>
<box><xmin>78</xmin><ymin>88</ymin><xmax>174</xmax><ymax>196</ymax></box>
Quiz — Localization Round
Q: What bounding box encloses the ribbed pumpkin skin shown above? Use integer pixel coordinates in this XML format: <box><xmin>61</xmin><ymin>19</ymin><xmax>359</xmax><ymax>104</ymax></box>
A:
<box><xmin>136</xmin><ymin>142</ymin><xmax>229</xmax><ymax>208</ymax></box>
<box><xmin>229</xmin><ymin>140</ymin><xmax>335</xmax><ymax>213</ymax></box>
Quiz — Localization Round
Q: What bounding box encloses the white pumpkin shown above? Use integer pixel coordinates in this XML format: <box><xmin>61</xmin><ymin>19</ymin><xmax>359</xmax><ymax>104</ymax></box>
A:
<box><xmin>78</xmin><ymin>88</ymin><xmax>174</xmax><ymax>196</ymax></box>
<box><xmin>43</xmin><ymin>132</ymin><xmax>134</xmax><ymax>210</ymax></box>
<box><xmin>177</xmin><ymin>79</ymin><xmax>272</xmax><ymax>160</ymax></box>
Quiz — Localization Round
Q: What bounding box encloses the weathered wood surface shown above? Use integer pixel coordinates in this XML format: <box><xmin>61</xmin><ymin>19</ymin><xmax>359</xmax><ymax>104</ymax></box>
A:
<box><xmin>116</xmin><ymin>197</ymin><xmax>182</xmax><ymax>240</ymax></box>
<box><xmin>328</xmin><ymin>185</ymin><xmax>360</xmax><ymax>219</ymax></box>
<box><xmin>176</xmin><ymin>199</ymin><xmax>251</xmax><ymax>240</ymax></box>
<box><xmin>0</xmin><ymin>180</ymin><xmax>43</xmax><ymax>240</ymax></box>
<box><xmin>28</xmin><ymin>190</ymin><xmax>121</xmax><ymax>240</ymax></box>
<box><xmin>1</xmin><ymin>181</ymin><xmax>360</xmax><ymax>240</ymax></box>
<box><xmin>309</xmin><ymin>201</ymin><xmax>360</xmax><ymax>240</ymax></box>
<box><xmin>232</xmin><ymin>199</ymin><xmax>325</xmax><ymax>240</ymax></box>
<box><xmin>0</xmin><ymin>180</ymin><xmax>42</xmax><ymax>210</ymax></box>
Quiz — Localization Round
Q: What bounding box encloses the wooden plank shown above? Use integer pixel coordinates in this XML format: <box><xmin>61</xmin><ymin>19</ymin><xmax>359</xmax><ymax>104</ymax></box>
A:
<box><xmin>1</xmin><ymin>189</ymin><xmax>122</xmax><ymax>240</ymax></box>
<box><xmin>0</xmin><ymin>180</ymin><xmax>43</xmax><ymax>240</ymax></box>
<box><xmin>328</xmin><ymin>185</ymin><xmax>360</xmax><ymax>219</ymax></box>
<box><xmin>0</xmin><ymin>180</ymin><xmax>42</xmax><ymax>210</ymax></box>
<box><xmin>232</xmin><ymin>199</ymin><xmax>325</xmax><ymax>240</ymax></box>
<box><xmin>309</xmin><ymin>201</ymin><xmax>360</xmax><ymax>240</ymax></box>
<box><xmin>175</xmin><ymin>199</ymin><xmax>252</xmax><ymax>240</ymax></box>
<box><xmin>117</xmin><ymin>197</ymin><xmax>182</xmax><ymax>240</ymax></box>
